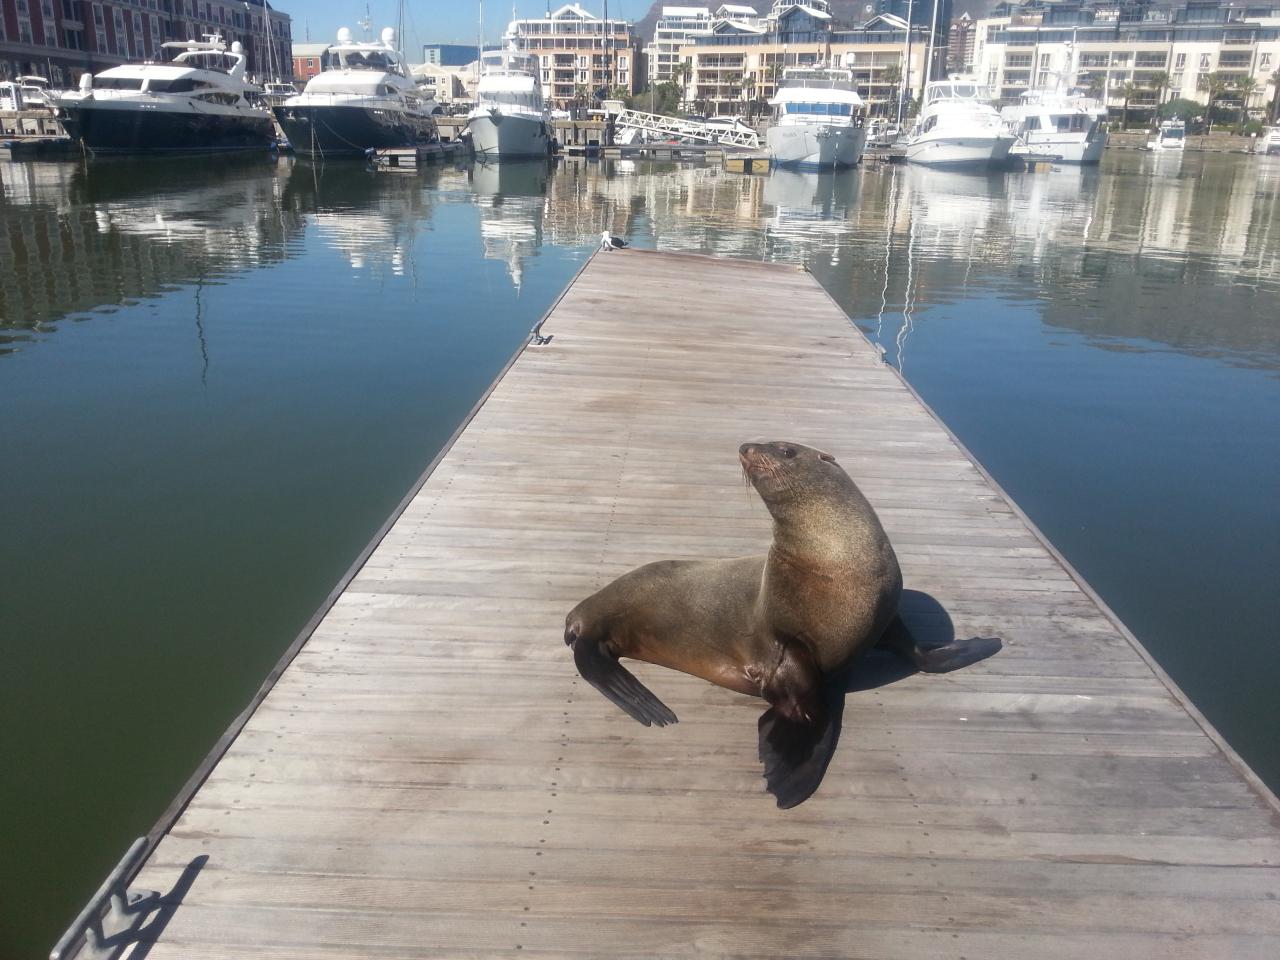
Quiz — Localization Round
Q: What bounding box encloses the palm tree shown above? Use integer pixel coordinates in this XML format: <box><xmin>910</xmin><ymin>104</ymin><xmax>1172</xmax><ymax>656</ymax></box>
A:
<box><xmin>672</xmin><ymin>60</ymin><xmax>691</xmax><ymax>111</ymax></box>
<box><xmin>1198</xmin><ymin>71</ymin><xmax>1231</xmax><ymax>132</ymax></box>
<box><xmin>1120</xmin><ymin>81</ymin><xmax>1140</xmax><ymax>131</ymax></box>
<box><xmin>1148</xmin><ymin>70</ymin><xmax>1170</xmax><ymax>110</ymax></box>
<box><xmin>1233</xmin><ymin>75</ymin><xmax>1258</xmax><ymax>129</ymax></box>
<box><xmin>744</xmin><ymin>75</ymin><xmax>757</xmax><ymax>121</ymax></box>
<box><xmin>1270</xmin><ymin>68</ymin><xmax>1280</xmax><ymax>123</ymax></box>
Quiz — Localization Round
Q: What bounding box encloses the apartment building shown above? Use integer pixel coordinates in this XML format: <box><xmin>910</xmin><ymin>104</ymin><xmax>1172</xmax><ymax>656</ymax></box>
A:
<box><xmin>644</xmin><ymin>5</ymin><xmax>764</xmax><ymax>83</ymax></box>
<box><xmin>948</xmin><ymin>11</ymin><xmax>977</xmax><ymax>72</ymax></box>
<box><xmin>974</xmin><ymin>0</ymin><xmax>1280</xmax><ymax>120</ymax></box>
<box><xmin>0</xmin><ymin>0</ymin><xmax>292</xmax><ymax>87</ymax></box>
<box><xmin>680</xmin><ymin>2</ymin><xmax>934</xmax><ymax>117</ymax></box>
<box><xmin>505</xmin><ymin>3</ymin><xmax>642</xmax><ymax>105</ymax></box>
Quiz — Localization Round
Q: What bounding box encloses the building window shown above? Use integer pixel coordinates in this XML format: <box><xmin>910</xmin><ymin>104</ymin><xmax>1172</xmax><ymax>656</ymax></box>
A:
<box><xmin>132</xmin><ymin>12</ymin><xmax>144</xmax><ymax>58</ymax></box>
<box><xmin>1039</xmin><ymin>53</ymin><xmax>1050</xmax><ymax>68</ymax></box>
<box><xmin>1262</xmin><ymin>53</ymin><xmax>1272</xmax><ymax>70</ymax></box>
<box><xmin>618</xmin><ymin>55</ymin><xmax>627</xmax><ymax>69</ymax></box>
<box><xmin>1174</xmin><ymin>52</ymin><xmax>1186</xmax><ymax>69</ymax></box>
<box><xmin>113</xmin><ymin>7</ymin><xmax>127</xmax><ymax>56</ymax></box>
<box><xmin>1199</xmin><ymin>53</ymin><xmax>1210</xmax><ymax>70</ymax></box>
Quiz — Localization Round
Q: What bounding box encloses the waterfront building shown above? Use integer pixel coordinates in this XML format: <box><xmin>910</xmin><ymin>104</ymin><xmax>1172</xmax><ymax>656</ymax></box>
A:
<box><xmin>644</xmin><ymin>5</ymin><xmax>764</xmax><ymax>84</ymax></box>
<box><xmin>948</xmin><ymin>11</ymin><xmax>976</xmax><ymax>72</ymax></box>
<box><xmin>290</xmin><ymin>41</ymin><xmax>330</xmax><ymax>84</ymax></box>
<box><xmin>411</xmin><ymin>62</ymin><xmax>472</xmax><ymax>106</ymax></box>
<box><xmin>0</xmin><ymin>0</ymin><xmax>293</xmax><ymax>88</ymax></box>
<box><xmin>973</xmin><ymin>0</ymin><xmax>1280</xmax><ymax>123</ymax></box>
<box><xmin>503</xmin><ymin>3</ymin><xmax>642</xmax><ymax>105</ymax></box>
<box><xmin>422</xmin><ymin>43</ymin><xmax>478</xmax><ymax>67</ymax></box>
<box><xmin>679</xmin><ymin>3</ymin><xmax>934</xmax><ymax>117</ymax></box>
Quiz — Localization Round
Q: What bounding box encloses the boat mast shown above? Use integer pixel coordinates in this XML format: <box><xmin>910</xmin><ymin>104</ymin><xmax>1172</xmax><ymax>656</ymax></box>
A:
<box><xmin>924</xmin><ymin>0</ymin><xmax>940</xmax><ymax>100</ymax></box>
<box><xmin>899</xmin><ymin>0</ymin><xmax>914</xmax><ymax>127</ymax></box>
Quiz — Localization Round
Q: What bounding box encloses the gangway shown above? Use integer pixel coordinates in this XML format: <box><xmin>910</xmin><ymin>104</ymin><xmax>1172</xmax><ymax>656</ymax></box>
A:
<box><xmin>613</xmin><ymin>108</ymin><xmax>760</xmax><ymax>148</ymax></box>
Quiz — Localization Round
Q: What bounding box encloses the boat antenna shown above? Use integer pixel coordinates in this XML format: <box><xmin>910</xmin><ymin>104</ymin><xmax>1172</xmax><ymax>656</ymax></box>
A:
<box><xmin>358</xmin><ymin>3</ymin><xmax>372</xmax><ymax>40</ymax></box>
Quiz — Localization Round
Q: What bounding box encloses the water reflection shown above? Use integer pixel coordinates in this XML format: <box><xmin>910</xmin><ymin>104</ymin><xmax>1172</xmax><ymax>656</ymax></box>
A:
<box><xmin>0</xmin><ymin>158</ymin><xmax>304</xmax><ymax>351</ymax></box>
<box><xmin>470</xmin><ymin>160</ymin><xmax>551</xmax><ymax>293</ymax></box>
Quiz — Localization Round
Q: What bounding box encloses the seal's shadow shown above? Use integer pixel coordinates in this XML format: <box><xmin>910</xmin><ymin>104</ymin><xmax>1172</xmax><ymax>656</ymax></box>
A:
<box><xmin>772</xmin><ymin>591</ymin><xmax>962</xmax><ymax>806</ymax></box>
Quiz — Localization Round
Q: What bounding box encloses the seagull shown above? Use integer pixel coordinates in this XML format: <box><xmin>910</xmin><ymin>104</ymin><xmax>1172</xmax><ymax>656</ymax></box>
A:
<box><xmin>600</xmin><ymin>231</ymin><xmax>628</xmax><ymax>252</ymax></box>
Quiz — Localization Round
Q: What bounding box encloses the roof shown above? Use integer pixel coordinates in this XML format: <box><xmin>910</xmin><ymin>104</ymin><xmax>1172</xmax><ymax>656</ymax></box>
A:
<box><xmin>550</xmin><ymin>3</ymin><xmax>599</xmax><ymax>19</ymax></box>
<box><xmin>291</xmin><ymin>42</ymin><xmax>330</xmax><ymax>58</ymax></box>
<box><xmin>717</xmin><ymin>3</ymin><xmax>760</xmax><ymax>13</ymax></box>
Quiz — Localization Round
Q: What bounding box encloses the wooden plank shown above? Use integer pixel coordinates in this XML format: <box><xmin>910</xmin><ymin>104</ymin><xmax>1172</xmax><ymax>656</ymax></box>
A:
<box><xmin>126</xmin><ymin>250</ymin><xmax>1280</xmax><ymax>959</ymax></box>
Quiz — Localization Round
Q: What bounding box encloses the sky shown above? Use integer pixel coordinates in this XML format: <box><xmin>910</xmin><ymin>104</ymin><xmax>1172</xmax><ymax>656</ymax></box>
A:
<box><xmin>289</xmin><ymin>1</ymin><xmax>652</xmax><ymax>56</ymax></box>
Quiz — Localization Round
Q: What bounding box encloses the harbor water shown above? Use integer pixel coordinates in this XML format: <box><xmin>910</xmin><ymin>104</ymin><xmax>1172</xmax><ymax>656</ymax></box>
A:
<box><xmin>2</xmin><ymin>151</ymin><xmax>1278</xmax><ymax>956</ymax></box>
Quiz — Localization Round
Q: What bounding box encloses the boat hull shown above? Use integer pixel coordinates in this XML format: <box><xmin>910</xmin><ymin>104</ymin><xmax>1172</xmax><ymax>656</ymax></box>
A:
<box><xmin>273</xmin><ymin>103</ymin><xmax>438</xmax><ymax>158</ymax></box>
<box><xmin>766</xmin><ymin>123</ymin><xmax>865</xmax><ymax>168</ymax></box>
<box><xmin>1020</xmin><ymin>131</ymin><xmax>1107</xmax><ymax>165</ymax></box>
<box><xmin>906</xmin><ymin>134</ymin><xmax>1015</xmax><ymax>169</ymax></box>
<box><xmin>469</xmin><ymin>112</ymin><xmax>550</xmax><ymax>160</ymax></box>
<box><xmin>57</xmin><ymin>101</ymin><xmax>274</xmax><ymax>154</ymax></box>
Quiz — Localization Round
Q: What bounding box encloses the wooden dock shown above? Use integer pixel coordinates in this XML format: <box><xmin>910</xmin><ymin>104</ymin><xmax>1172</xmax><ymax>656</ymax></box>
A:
<box><xmin>103</xmin><ymin>251</ymin><xmax>1278</xmax><ymax>958</ymax></box>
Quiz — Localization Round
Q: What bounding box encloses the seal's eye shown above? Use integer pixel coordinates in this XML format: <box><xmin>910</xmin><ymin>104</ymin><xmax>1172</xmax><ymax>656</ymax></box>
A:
<box><xmin>782</xmin><ymin>447</ymin><xmax>797</xmax><ymax>459</ymax></box>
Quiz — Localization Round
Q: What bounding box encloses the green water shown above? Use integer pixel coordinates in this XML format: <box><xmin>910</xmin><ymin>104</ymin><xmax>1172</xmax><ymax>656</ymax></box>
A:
<box><xmin>2</xmin><ymin>152</ymin><xmax>1277</xmax><ymax>957</ymax></box>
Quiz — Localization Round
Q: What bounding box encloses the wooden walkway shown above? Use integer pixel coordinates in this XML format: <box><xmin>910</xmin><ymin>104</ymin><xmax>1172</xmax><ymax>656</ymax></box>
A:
<box><xmin>130</xmin><ymin>251</ymin><xmax>1279</xmax><ymax>959</ymax></box>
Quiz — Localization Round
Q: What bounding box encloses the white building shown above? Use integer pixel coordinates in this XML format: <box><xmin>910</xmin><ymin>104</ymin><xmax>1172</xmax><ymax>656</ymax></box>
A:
<box><xmin>504</xmin><ymin>3</ymin><xmax>642</xmax><ymax>104</ymax></box>
<box><xmin>973</xmin><ymin>1</ymin><xmax>1280</xmax><ymax>123</ymax></box>
<box><xmin>645</xmin><ymin>6</ymin><xmax>765</xmax><ymax>84</ymax></box>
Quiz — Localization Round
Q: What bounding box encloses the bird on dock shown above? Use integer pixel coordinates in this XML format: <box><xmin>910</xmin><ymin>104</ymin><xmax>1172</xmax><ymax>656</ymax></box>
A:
<box><xmin>600</xmin><ymin>232</ymin><xmax>628</xmax><ymax>252</ymax></box>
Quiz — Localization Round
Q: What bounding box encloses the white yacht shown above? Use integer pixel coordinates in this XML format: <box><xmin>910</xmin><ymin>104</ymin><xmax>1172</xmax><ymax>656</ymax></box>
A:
<box><xmin>1000</xmin><ymin>89</ymin><xmax>1108</xmax><ymax>165</ymax></box>
<box><xmin>1262</xmin><ymin>126</ymin><xmax>1280</xmax><ymax>156</ymax></box>
<box><xmin>0</xmin><ymin>75</ymin><xmax>54</xmax><ymax>111</ymax></box>
<box><xmin>273</xmin><ymin>28</ymin><xmax>440</xmax><ymax>159</ymax></box>
<box><xmin>467</xmin><ymin>46</ymin><xmax>552</xmax><ymax>161</ymax></box>
<box><xmin>766</xmin><ymin>65</ymin><xmax>866</xmax><ymax>169</ymax></box>
<box><xmin>53</xmin><ymin>35</ymin><xmax>274</xmax><ymax>154</ymax></box>
<box><xmin>904</xmin><ymin>79</ymin><xmax>1016</xmax><ymax>170</ymax></box>
<box><xmin>1149</xmin><ymin>118</ymin><xmax>1187</xmax><ymax>151</ymax></box>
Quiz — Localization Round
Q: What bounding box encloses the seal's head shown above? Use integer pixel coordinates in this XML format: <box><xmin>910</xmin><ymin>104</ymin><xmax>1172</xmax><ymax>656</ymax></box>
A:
<box><xmin>739</xmin><ymin>441</ymin><xmax>844</xmax><ymax>509</ymax></box>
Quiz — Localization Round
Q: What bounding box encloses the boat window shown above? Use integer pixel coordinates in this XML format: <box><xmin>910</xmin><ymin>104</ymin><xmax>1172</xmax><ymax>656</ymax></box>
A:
<box><xmin>147</xmin><ymin>77</ymin><xmax>198</xmax><ymax>93</ymax></box>
<box><xmin>1055</xmin><ymin>115</ymin><xmax>1070</xmax><ymax>132</ymax></box>
<box><xmin>341</xmin><ymin>51</ymin><xmax>394</xmax><ymax>72</ymax></box>
<box><xmin>922</xmin><ymin>115</ymin><xmax>937</xmax><ymax>133</ymax></box>
<box><xmin>784</xmin><ymin>102</ymin><xmax>851</xmax><ymax>116</ymax></box>
<box><xmin>95</xmin><ymin>76</ymin><xmax>145</xmax><ymax>90</ymax></box>
<box><xmin>1025</xmin><ymin>116</ymin><xmax>1041</xmax><ymax>130</ymax></box>
<box><xmin>1163</xmin><ymin>128</ymin><xmax>1185</xmax><ymax>140</ymax></box>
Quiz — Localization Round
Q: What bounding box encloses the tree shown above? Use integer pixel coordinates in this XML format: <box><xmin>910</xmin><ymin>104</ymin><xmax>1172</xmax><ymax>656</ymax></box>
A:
<box><xmin>1147</xmin><ymin>70</ymin><xmax>1170</xmax><ymax>109</ymax></box>
<box><xmin>1084</xmin><ymin>74</ymin><xmax>1105</xmax><ymax>101</ymax></box>
<box><xmin>1270</xmin><ymin>68</ymin><xmax>1280</xmax><ymax>123</ymax></box>
<box><xmin>1233</xmin><ymin>75</ymin><xmax>1258</xmax><ymax>130</ymax></box>
<box><xmin>1198</xmin><ymin>71</ymin><xmax>1231</xmax><ymax>132</ymax></box>
<box><xmin>1120</xmin><ymin>81</ymin><xmax>1140</xmax><ymax>130</ymax></box>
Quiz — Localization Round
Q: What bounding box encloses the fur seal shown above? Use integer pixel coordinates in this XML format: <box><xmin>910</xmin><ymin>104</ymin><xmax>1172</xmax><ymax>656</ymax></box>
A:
<box><xmin>564</xmin><ymin>441</ymin><xmax>1001</xmax><ymax>807</ymax></box>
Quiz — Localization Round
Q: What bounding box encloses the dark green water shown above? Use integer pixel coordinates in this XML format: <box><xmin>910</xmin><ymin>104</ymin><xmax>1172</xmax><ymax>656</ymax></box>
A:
<box><xmin>2</xmin><ymin>151</ymin><xmax>1277</xmax><ymax>957</ymax></box>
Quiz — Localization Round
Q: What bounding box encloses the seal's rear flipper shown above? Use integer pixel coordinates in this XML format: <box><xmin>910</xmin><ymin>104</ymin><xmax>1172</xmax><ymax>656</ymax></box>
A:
<box><xmin>572</xmin><ymin>636</ymin><xmax>678</xmax><ymax>728</ymax></box>
<box><xmin>877</xmin><ymin>616</ymin><xmax>1002</xmax><ymax>673</ymax></box>
<box><xmin>758</xmin><ymin>707</ymin><xmax>839</xmax><ymax>809</ymax></box>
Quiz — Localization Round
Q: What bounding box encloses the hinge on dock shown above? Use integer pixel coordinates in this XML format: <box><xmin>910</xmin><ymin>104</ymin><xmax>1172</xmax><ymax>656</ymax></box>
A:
<box><xmin>531</xmin><ymin>322</ymin><xmax>553</xmax><ymax>346</ymax></box>
<box><xmin>50</xmin><ymin>837</ymin><xmax>160</xmax><ymax>960</ymax></box>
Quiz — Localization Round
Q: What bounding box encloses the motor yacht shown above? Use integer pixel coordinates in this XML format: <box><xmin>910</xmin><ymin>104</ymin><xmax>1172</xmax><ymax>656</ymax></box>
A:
<box><xmin>52</xmin><ymin>35</ymin><xmax>274</xmax><ymax>154</ymax></box>
<box><xmin>766</xmin><ymin>65</ymin><xmax>866</xmax><ymax>169</ymax></box>
<box><xmin>1000</xmin><ymin>89</ymin><xmax>1108</xmax><ymax>165</ymax></box>
<box><xmin>273</xmin><ymin>28</ymin><xmax>440</xmax><ymax>159</ymax></box>
<box><xmin>904</xmin><ymin>79</ymin><xmax>1015</xmax><ymax>170</ymax></box>
<box><xmin>467</xmin><ymin>45</ymin><xmax>552</xmax><ymax>161</ymax></box>
<box><xmin>1149</xmin><ymin>118</ymin><xmax>1187</xmax><ymax>151</ymax></box>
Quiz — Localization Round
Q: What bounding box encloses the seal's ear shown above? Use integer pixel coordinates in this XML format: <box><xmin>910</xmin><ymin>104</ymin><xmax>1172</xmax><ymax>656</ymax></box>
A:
<box><xmin>818</xmin><ymin>450</ymin><xmax>836</xmax><ymax>463</ymax></box>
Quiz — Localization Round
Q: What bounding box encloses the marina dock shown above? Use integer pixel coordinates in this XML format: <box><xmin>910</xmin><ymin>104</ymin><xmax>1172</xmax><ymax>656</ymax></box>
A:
<box><xmin>73</xmin><ymin>251</ymin><xmax>1278</xmax><ymax>958</ymax></box>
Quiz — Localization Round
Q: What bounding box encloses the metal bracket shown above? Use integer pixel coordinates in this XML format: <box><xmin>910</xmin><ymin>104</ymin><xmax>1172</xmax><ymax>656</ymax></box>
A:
<box><xmin>50</xmin><ymin>837</ymin><xmax>160</xmax><ymax>960</ymax></box>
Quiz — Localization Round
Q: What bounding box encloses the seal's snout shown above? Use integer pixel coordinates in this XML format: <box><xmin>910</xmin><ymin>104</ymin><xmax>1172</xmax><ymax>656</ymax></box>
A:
<box><xmin>739</xmin><ymin>442</ymin><xmax>767</xmax><ymax>475</ymax></box>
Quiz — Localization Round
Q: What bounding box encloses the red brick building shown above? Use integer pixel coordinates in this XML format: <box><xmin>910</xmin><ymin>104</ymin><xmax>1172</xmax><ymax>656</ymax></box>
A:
<box><xmin>0</xmin><ymin>0</ymin><xmax>293</xmax><ymax>88</ymax></box>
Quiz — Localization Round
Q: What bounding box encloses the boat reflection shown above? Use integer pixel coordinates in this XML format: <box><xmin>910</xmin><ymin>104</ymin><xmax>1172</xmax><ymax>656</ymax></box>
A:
<box><xmin>470</xmin><ymin>159</ymin><xmax>551</xmax><ymax>292</ymax></box>
<box><xmin>0</xmin><ymin>158</ymin><xmax>304</xmax><ymax>346</ymax></box>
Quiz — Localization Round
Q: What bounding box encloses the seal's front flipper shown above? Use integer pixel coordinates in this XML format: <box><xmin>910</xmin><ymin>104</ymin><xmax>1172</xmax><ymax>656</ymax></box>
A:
<box><xmin>758</xmin><ymin>638</ymin><xmax>840</xmax><ymax>808</ymax></box>
<box><xmin>571</xmin><ymin>636</ymin><xmax>678</xmax><ymax>728</ymax></box>
<box><xmin>878</xmin><ymin>616</ymin><xmax>1002</xmax><ymax>673</ymax></box>
<box><xmin>758</xmin><ymin>707</ymin><xmax>839</xmax><ymax>809</ymax></box>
